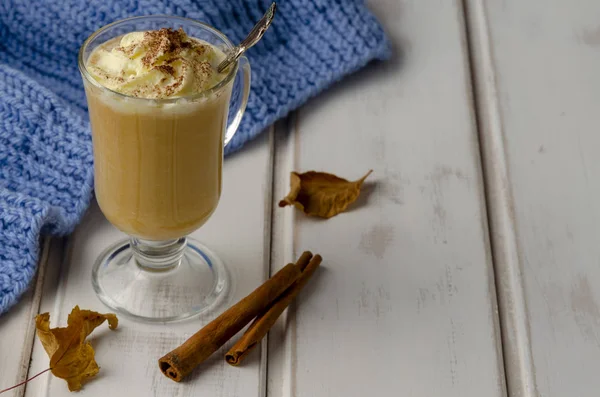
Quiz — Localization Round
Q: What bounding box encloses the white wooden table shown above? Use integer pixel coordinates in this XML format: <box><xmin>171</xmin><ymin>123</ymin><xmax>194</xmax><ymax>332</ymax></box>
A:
<box><xmin>2</xmin><ymin>0</ymin><xmax>599</xmax><ymax>396</ymax></box>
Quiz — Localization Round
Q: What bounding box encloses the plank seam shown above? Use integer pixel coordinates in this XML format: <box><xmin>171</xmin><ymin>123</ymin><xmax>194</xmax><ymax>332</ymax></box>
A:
<box><xmin>261</xmin><ymin>125</ymin><xmax>276</xmax><ymax>397</ymax></box>
<box><xmin>266</xmin><ymin>114</ymin><xmax>297</xmax><ymax>397</ymax></box>
<box><xmin>18</xmin><ymin>237</ymin><xmax>53</xmax><ymax>397</ymax></box>
<box><xmin>462</xmin><ymin>0</ymin><xmax>539</xmax><ymax>396</ymax></box>
<box><xmin>455</xmin><ymin>1</ymin><xmax>509</xmax><ymax>396</ymax></box>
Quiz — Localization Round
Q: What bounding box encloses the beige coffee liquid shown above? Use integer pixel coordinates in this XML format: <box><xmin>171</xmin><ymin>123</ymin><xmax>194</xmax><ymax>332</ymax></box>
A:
<box><xmin>84</xmin><ymin>30</ymin><xmax>231</xmax><ymax>240</ymax></box>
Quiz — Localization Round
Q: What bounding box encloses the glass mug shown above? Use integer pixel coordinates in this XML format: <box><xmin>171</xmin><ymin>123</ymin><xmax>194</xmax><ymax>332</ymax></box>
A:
<box><xmin>78</xmin><ymin>16</ymin><xmax>251</xmax><ymax>322</ymax></box>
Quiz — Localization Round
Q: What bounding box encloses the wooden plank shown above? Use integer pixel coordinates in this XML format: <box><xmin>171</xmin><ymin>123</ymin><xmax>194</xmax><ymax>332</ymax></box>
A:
<box><xmin>24</xmin><ymin>130</ymin><xmax>274</xmax><ymax>397</ymax></box>
<box><xmin>267</xmin><ymin>1</ymin><xmax>506</xmax><ymax>396</ymax></box>
<box><xmin>465</xmin><ymin>0</ymin><xmax>600</xmax><ymax>396</ymax></box>
<box><xmin>0</xmin><ymin>239</ymin><xmax>61</xmax><ymax>397</ymax></box>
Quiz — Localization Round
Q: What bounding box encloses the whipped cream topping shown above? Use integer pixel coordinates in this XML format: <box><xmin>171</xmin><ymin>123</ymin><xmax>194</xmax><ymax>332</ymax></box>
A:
<box><xmin>86</xmin><ymin>28</ymin><xmax>228</xmax><ymax>99</ymax></box>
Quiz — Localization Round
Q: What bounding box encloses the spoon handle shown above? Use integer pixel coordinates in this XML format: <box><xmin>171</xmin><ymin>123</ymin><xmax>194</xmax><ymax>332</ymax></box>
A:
<box><xmin>217</xmin><ymin>2</ymin><xmax>277</xmax><ymax>73</ymax></box>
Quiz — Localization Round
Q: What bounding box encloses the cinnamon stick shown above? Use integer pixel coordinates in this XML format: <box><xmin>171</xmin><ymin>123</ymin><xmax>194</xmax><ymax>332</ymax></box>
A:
<box><xmin>225</xmin><ymin>253</ymin><xmax>322</xmax><ymax>366</ymax></box>
<box><xmin>158</xmin><ymin>261</ymin><xmax>303</xmax><ymax>382</ymax></box>
<box><xmin>291</xmin><ymin>250</ymin><xmax>314</xmax><ymax>272</ymax></box>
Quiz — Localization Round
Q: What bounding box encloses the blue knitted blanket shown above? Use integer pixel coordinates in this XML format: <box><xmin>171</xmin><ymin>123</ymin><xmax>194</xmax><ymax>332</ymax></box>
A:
<box><xmin>0</xmin><ymin>0</ymin><xmax>389</xmax><ymax>315</ymax></box>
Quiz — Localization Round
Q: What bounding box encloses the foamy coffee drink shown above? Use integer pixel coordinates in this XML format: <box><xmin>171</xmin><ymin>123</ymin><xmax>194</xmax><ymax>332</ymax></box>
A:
<box><xmin>84</xmin><ymin>28</ymin><xmax>230</xmax><ymax>240</ymax></box>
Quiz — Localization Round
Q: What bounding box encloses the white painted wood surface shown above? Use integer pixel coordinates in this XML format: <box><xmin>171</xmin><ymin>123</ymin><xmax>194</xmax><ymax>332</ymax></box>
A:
<box><xmin>466</xmin><ymin>1</ymin><xmax>600</xmax><ymax>396</ymax></box>
<box><xmin>0</xmin><ymin>257</ymin><xmax>38</xmax><ymax>397</ymax></box>
<box><xmin>10</xmin><ymin>0</ymin><xmax>590</xmax><ymax>396</ymax></box>
<box><xmin>0</xmin><ymin>239</ymin><xmax>61</xmax><ymax>397</ymax></box>
<box><xmin>3</xmin><ymin>0</ymin><xmax>600</xmax><ymax>395</ymax></box>
<box><xmin>267</xmin><ymin>1</ymin><xmax>505</xmax><ymax>396</ymax></box>
<box><xmin>23</xmin><ymin>131</ymin><xmax>273</xmax><ymax>397</ymax></box>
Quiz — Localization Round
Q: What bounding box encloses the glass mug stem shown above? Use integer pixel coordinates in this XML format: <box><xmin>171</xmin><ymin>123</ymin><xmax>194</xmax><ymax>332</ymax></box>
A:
<box><xmin>131</xmin><ymin>237</ymin><xmax>187</xmax><ymax>271</ymax></box>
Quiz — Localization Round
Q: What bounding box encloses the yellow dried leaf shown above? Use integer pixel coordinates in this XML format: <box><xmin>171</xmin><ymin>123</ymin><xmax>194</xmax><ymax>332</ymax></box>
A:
<box><xmin>279</xmin><ymin>170</ymin><xmax>373</xmax><ymax>218</ymax></box>
<box><xmin>35</xmin><ymin>306</ymin><xmax>118</xmax><ymax>391</ymax></box>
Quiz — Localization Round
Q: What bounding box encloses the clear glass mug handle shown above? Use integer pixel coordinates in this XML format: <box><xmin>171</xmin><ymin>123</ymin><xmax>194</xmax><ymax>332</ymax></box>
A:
<box><xmin>224</xmin><ymin>56</ymin><xmax>251</xmax><ymax>147</ymax></box>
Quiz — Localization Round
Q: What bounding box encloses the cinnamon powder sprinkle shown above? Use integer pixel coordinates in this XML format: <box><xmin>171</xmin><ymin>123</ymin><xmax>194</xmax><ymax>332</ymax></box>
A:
<box><xmin>141</xmin><ymin>28</ymin><xmax>192</xmax><ymax>67</ymax></box>
<box><xmin>87</xmin><ymin>27</ymin><xmax>225</xmax><ymax>98</ymax></box>
<box><xmin>154</xmin><ymin>64</ymin><xmax>175</xmax><ymax>77</ymax></box>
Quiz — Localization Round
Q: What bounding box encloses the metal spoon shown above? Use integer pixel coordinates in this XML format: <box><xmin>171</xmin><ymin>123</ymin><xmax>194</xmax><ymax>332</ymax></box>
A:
<box><xmin>217</xmin><ymin>2</ymin><xmax>277</xmax><ymax>73</ymax></box>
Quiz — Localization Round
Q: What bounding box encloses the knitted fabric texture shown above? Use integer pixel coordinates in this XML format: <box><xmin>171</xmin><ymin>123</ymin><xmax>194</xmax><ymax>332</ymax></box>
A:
<box><xmin>0</xmin><ymin>0</ymin><xmax>390</xmax><ymax>315</ymax></box>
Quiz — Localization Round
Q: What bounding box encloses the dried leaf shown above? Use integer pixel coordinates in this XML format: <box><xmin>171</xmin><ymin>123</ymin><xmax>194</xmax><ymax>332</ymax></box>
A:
<box><xmin>279</xmin><ymin>170</ymin><xmax>373</xmax><ymax>218</ymax></box>
<box><xmin>35</xmin><ymin>306</ymin><xmax>118</xmax><ymax>391</ymax></box>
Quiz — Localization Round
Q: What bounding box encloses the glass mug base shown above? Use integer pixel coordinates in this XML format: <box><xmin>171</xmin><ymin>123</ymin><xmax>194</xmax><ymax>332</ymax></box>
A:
<box><xmin>92</xmin><ymin>237</ymin><xmax>229</xmax><ymax>322</ymax></box>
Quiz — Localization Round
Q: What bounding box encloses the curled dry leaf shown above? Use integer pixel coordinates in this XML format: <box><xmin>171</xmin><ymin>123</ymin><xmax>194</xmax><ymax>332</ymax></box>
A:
<box><xmin>279</xmin><ymin>170</ymin><xmax>373</xmax><ymax>218</ymax></box>
<box><xmin>35</xmin><ymin>306</ymin><xmax>118</xmax><ymax>391</ymax></box>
